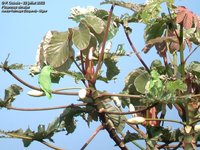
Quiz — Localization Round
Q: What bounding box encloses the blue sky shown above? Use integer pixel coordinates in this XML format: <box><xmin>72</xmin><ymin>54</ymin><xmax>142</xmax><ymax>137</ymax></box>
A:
<box><xmin>0</xmin><ymin>0</ymin><xmax>199</xmax><ymax>150</ymax></box>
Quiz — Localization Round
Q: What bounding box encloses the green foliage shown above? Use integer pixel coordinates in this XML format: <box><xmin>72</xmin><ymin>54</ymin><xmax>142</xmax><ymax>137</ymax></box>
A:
<box><xmin>145</xmin><ymin>70</ymin><xmax>163</xmax><ymax>99</ymax></box>
<box><xmin>0</xmin><ymin>116</ymin><xmax>62</xmax><ymax>147</ymax></box>
<box><xmin>134</xmin><ymin>71</ymin><xmax>149</xmax><ymax>94</ymax></box>
<box><xmin>0</xmin><ymin>84</ymin><xmax>22</xmax><ymax>108</ymax></box>
<box><xmin>36</xmin><ymin>31</ymin><xmax>74</xmax><ymax>70</ymax></box>
<box><xmin>104</xmin><ymin>57</ymin><xmax>120</xmax><ymax>80</ymax></box>
<box><xmin>101</xmin><ymin>100</ymin><xmax>126</xmax><ymax>133</ymax></box>
<box><xmin>72</xmin><ymin>22</ymin><xmax>91</xmax><ymax>50</ymax></box>
<box><xmin>144</xmin><ymin>19</ymin><xmax>167</xmax><ymax>42</ymax></box>
<box><xmin>1</xmin><ymin>1</ymin><xmax>200</xmax><ymax>150</ymax></box>
<box><xmin>38</xmin><ymin>66</ymin><xmax>53</xmax><ymax>99</ymax></box>
<box><xmin>0</xmin><ymin>56</ymin><xmax>24</xmax><ymax>71</ymax></box>
<box><xmin>188</xmin><ymin>61</ymin><xmax>200</xmax><ymax>78</ymax></box>
<box><xmin>166</xmin><ymin>79</ymin><xmax>187</xmax><ymax>93</ymax></box>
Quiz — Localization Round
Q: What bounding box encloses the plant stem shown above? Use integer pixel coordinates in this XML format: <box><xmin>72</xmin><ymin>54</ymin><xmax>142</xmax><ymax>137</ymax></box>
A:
<box><xmin>127</xmin><ymin>123</ymin><xmax>147</xmax><ymax>139</ymax></box>
<box><xmin>145</xmin><ymin>118</ymin><xmax>185</xmax><ymax>126</ymax></box>
<box><xmin>179</xmin><ymin>25</ymin><xmax>185</xmax><ymax>78</ymax></box>
<box><xmin>4</xmin><ymin>67</ymin><xmax>79</xmax><ymax>96</ymax></box>
<box><xmin>80</xmin><ymin>125</ymin><xmax>104</xmax><ymax>150</ymax></box>
<box><xmin>184</xmin><ymin>45</ymin><xmax>200</xmax><ymax>63</ymax></box>
<box><xmin>99</xmin><ymin>103</ymin><xmax>158</xmax><ymax>115</ymax></box>
<box><xmin>40</xmin><ymin>140</ymin><xmax>64</xmax><ymax>150</ymax></box>
<box><xmin>124</xmin><ymin>27</ymin><xmax>150</xmax><ymax>73</ymax></box>
<box><xmin>6</xmin><ymin>103</ymin><xmax>87</xmax><ymax>111</ymax></box>
<box><xmin>96</xmin><ymin>92</ymin><xmax>144</xmax><ymax>99</ymax></box>
<box><xmin>172</xmin><ymin>52</ymin><xmax>178</xmax><ymax>76</ymax></box>
<box><xmin>93</xmin><ymin>4</ymin><xmax>115</xmax><ymax>83</ymax></box>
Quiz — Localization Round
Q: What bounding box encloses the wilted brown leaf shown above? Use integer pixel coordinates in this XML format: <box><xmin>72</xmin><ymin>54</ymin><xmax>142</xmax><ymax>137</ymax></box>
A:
<box><xmin>176</xmin><ymin>6</ymin><xmax>200</xmax><ymax>29</ymax></box>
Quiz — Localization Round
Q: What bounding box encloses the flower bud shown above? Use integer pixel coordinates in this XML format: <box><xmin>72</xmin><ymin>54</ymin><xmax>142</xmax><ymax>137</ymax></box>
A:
<box><xmin>78</xmin><ymin>89</ymin><xmax>87</xmax><ymax>99</ymax></box>
<box><xmin>194</xmin><ymin>124</ymin><xmax>200</xmax><ymax>132</ymax></box>
<box><xmin>127</xmin><ymin>117</ymin><xmax>145</xmax><ymax>124</ymax></box>
<box><xmin>27</xmin><ymin>90</ymin><xmax>44</xmax><ymax>97</ymax></box>
<box><xmin>129</xmin><ymin>104</ymin><xmax>137</xmax><ymax>117</ymax></box>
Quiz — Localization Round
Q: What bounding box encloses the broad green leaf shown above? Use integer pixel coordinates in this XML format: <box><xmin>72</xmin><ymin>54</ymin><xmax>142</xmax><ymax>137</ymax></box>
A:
<box><xmin>124</xmin><ymin>131</ymin><xmax>142</xmax><ymax>144</ymax></box>
<box><xmin>107</xmin><ymin>20</ymin><xmax>119</xmax><ymax>40</ymax></box>
<box><xmin>47</xmin><ymin>117</ymin><xmax>61</xmax><ymax>133</ymax></box>
<box><xmin>102</xmin><ymin>101</ymin><xmax>126</xmax><ymax>133</ymax></box>
<box><xmin>70</xmin><ymin>6</ymin><xmax>96</xmax><ymax>22</ymax></box>
<box><xmin>0</xmin><ymin>84</ymin><xmax>23</xmax><ymax>108</ymax></box>
<box><xmin>150</xmin><ymin>59</ymin><xmax>165</xmax><ymax>74</ymax></box>
<box><xmin>145</xmin><ymin>70</ymin><xmax>163</xmax><ymax>99</ymax></box>
<box><xmin>123</xmin><ymin>68</ymin><xmax>147</xmax><ymax>94</ymax></box>
<box><xmin>104</xmin><ymin>58</ymin><xmax>120</xmax><ymax>80</ymax></box>
<box><xmin>83</xmin><ymin>15</ymin><xmax>105</xmax><ymax>34</ymax></box>
<box><xmin>36</xmin><ymin>30</ymin><xmax>74</xmax><ymax>70</ymax></box>
<box><xmin>60</xmin><ymin>107</ymin><xmax>85</xmax><ymax>134</ymax></box>
<box><xmin>188</xmin><ymin>61</ymin><xmax>200</xmax><ymax>78</ymax></box>
<box><xmin>38</xmin><ymin>66</ymin><xmax>53</xmax><ymax>99</ymax></box>
<box><xmin>4</xmin><ymin>84</ymin><xmax>23</xmax><ymax>100</ymax></box>
<box><xmin>72</xmin><ymin>22</ymin><xmax>91</xmax><ymax>50</ymax></box>
<box><xmin>166</xmin><ymin>79</ymin><xmax>187</xmax><ymax>93</ymax></box>
<box><xmin>94</xmin><ymin>9</ymin><xmax>109</xmax><ymax>19</ymax></box>
<box><xmin>144</xmin><ymin>20</ymin><xmax>166</xmax><ymax>42</ymax></box>
<box><xmin>134</xmin><ymin>72</ymin><xmax>150</xmax><ymax>94</ymax></box>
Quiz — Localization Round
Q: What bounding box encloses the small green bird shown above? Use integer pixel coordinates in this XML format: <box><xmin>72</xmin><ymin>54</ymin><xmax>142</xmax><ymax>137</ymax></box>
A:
<box><xmin>38</xmin><ymin>66</ymin><xmax>53</xmax><ymax>99</ymax></box>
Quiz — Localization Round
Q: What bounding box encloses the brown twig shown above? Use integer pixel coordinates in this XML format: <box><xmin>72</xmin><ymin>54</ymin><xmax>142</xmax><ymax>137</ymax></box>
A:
<box><xmin>93</xmin><ymin>4</ymin><xmax>115</xmax><ymax>83</ymax></box>
<box><xmin>80</xmin><ymin>51</ymin><xmax>86</xmax><ymax>74</ymax></box>
<box><xmin>6</xmin><ymin>103</ymin><xmax>87</xmax><ymax>111</ymax></box>
<box><xmin>96</xmin><ymin>92</ymin><xmax>144</xmax><ymax>99</ymax></box>
<box><xmin>4</xmin><ymin>67</ymin><xmax>78</xmax><ymax>96</ymax></box>
<box><xmin>99</xmin><ymin>103</ymin><xmax>158</xmax><ymax>115</ymax></box>
<box><xmin>157</xmin><ymin>142</ymin><xmax>183</xmax><ymax>149</ymax></box>
<box><xmin>72</xmin><ymin>57</ymin><xmax>88</xmax><ymax>88</ymax></box>
<box><xmin>184</xmin><ymin>45</ymin><xmax>199</xmax><ymax>63</ymax></box>
<box><xmin>127</xmin><ymin>123</ymin><xmax>147</xmax><ymax>139</ymax></box>
<box><xmin>80</xmin><ymin>125</ymin><xmax>104</xmax><ymax>150</ymax></box>
<box><xmin>123</xmin><ymin>26</ymin><xmax>150</xmax><ymax>73</ymax></box>
<box><xmin>40</xmin><ymin>140</ymin><xmax>64</xmax><ymax>150</ymax></box>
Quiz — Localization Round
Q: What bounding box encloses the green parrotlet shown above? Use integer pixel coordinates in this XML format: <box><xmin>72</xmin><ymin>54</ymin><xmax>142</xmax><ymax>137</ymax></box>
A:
<box><xmin>38</xmin><ymin>66</ymin><xmax>53</xmax><ymax>99</ymax></box>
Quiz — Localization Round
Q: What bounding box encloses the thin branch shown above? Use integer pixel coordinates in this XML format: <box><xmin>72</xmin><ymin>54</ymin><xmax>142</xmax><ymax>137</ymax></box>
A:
<box><xmin>80</xmin><ymin>125</ymin><xmax>104</xmax><ymax>150</ymax></box>
<box><xmin>167</xmin><ymin>7</ymin><xmax>179</xmax><ymax>39</ymax></box>
<box><xmin>145</xmin><ymin>118</ymin><xmax>185</xmax><ymax>126</ymax></box>
<box><xmin>80</xmin><ymin>51</ymin><xmax>86</xmax><ymax>74</ymax></box>
<box><xmin>4</xmin><ymin>67</ymin><xmax>78</xmax><ymax>96</ymax></box>
<box><xmin>127</xmin><ymin>123</ymin><xmax>147</xmax><ymax>139</ymax></box>
<box><xmin>99</xmin><ymin>103</ymin><xmax>158</xmax><ymax>115</ymax></box>
<box><xmin>72</xmin><ymin>57</ymin><xmax>84</xmax><ymax>74</ymax></box>
<box><xmin>93</xmin><ymin>4</ymin><xmax>115</xmax><ymax>83</ymax></box>
<box><xmin>184</xmin><ymin>45</ymin><xmax>200</xmax><ymax>63</ymax></box>
<box><xmin>6</xmin><ymin>103</ymin><xmax>87</xmax><ymax>111</ymax></box>
<box><xmin>189</xmin><ymin>118</ymin><xmax>200</xmax><ymax>125</ymax></box>
<box><xmin>157</xmin><ymin>142</ymin><xmax>183</xmax><ymax>149</ymax></box>
<box><xmin>40</xmin><ymin>140</ymin><xmax>64</xmax><ymax>150</ymax></box>
<box><xmin>72</xmin><ymin>56</ymin><xmax>88</xmax><ymax>88</ymax></box>
<box><xmin>96</xmin><ymin>92</ymin><xmax>144</xmax><ymax>99</ymax></box>
<box><xmin>123</xmin><ymin>26</ymin><xmax>150</xmax><ymax>73</ymax></box>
